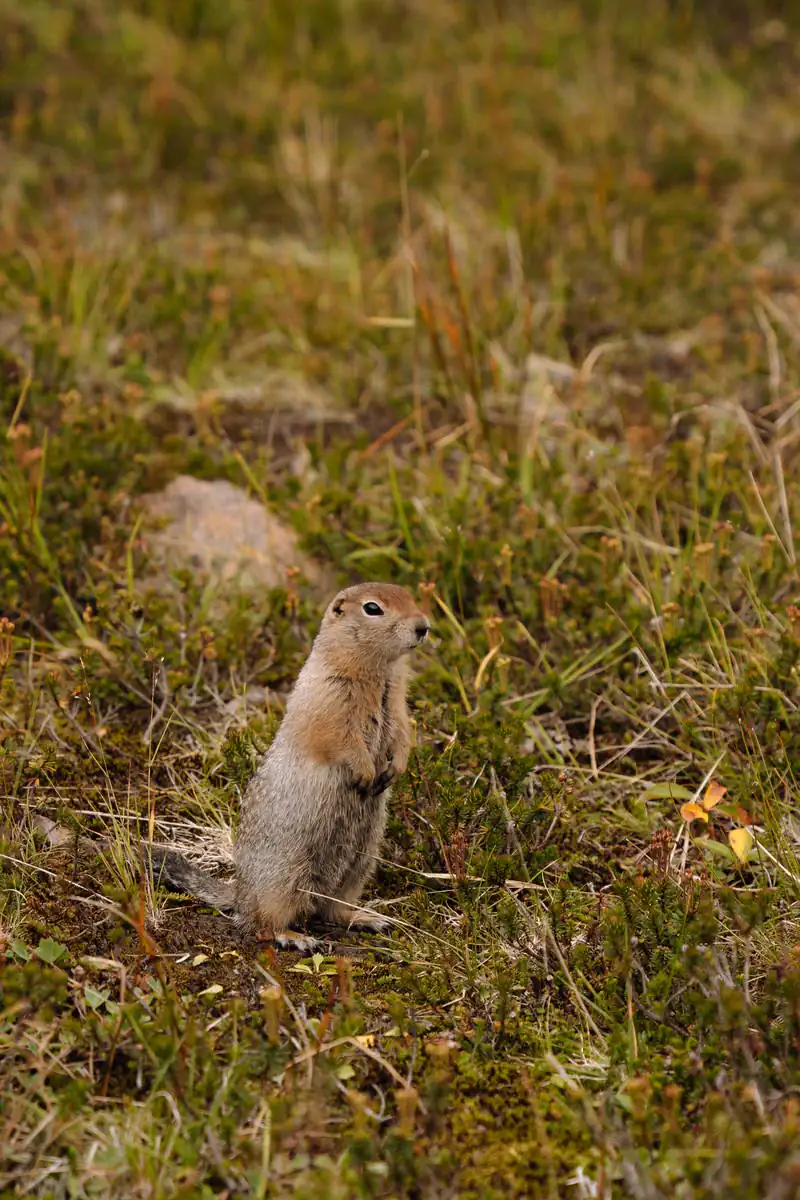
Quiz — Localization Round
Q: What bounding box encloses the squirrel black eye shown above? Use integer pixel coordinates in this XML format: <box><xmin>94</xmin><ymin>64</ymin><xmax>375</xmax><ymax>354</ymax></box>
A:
<box><xmin>362</xmin><ymin>601</ymin><xmax>384</xmax><ymax>616</ymax></box>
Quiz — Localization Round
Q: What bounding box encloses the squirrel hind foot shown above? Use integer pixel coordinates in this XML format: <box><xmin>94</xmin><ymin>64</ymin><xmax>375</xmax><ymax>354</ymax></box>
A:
<box><xmin>320</xmin><ymin>904</ymin><xmax>389</xmax><ymax>934</ymax></box>
<box><xmin>255</xmin><ymin>926</ymin><xmax>321</xmax><ymax>953</ymax></box>
<box><xmin>347</xmin><ymin>909</ymin><xmax>390</xmax><ymax>934</ymax></box>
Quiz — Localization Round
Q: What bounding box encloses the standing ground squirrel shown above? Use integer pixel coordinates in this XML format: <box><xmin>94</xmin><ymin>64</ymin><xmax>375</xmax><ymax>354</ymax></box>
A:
<box><xmin>149</xmin><ymin>582</ymin><xmax>429</xmax><ymax>951</ymax></box>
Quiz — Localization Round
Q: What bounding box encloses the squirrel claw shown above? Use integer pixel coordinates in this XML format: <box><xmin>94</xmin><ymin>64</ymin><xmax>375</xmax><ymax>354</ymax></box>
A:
<box><xmin>369</xmin><ymin>769</ymin><xmax>396</xmax><ymax>797</ymax></box>
<box><xmin>347</xmin><ymin>909</ymin><xmax>390</xmax><ymax>933</ymax></box>
<box><xmin>256</xmin><ymin>928</ymin><xmax>321</xmax><ymax>953</ymax></box>
<box><xmin>275</xmin><ymin>930</ymin><xmax>320</xmax><ymax>953</ymax></box>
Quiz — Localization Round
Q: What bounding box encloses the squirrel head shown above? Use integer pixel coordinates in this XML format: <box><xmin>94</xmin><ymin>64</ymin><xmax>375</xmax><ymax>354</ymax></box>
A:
<box><xmin>319</xmin><ymin>582</ymin><xmax>430</xmax><ymax>665</ymax></box>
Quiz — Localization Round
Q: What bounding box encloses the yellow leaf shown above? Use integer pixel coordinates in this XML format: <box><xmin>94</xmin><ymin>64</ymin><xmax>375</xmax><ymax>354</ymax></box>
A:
<box><xmin>728</xmin><ymin>828</ymin><xmax>754</xmax><ymax>866</ymax></box>
<box><xmin>681</xmin><ymin>802</ymin><xmax>709</xmax><ymax>823</ymax></box>
<box><xmin>702</xmin><ymin>781</ymin><xmax>727</xmax><ymax>811</ymax></box>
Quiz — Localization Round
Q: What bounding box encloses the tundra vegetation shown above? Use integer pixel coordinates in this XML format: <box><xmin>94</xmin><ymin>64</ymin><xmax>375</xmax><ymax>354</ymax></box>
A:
<box><xmin>2</xmin><ymin>2</ymin><xmax>800</xmax><ymax>1196</ymax></box>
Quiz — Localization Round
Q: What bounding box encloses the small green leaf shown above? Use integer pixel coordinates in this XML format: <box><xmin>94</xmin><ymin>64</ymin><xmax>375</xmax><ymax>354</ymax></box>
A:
<box><xmin>693</xmin><ymin>836</ymin><xmax>736</xmax><ymax>863</ymax></box>
<box><xmin>336</xmin><ymin>1063</ymin><xmax>356</xmax><ymax>1081</ymax></box>
<box><xmin>311</xmin><ymin>953</ymin><xmax>324</xmax><ymax>972</ymax></box>
<box><xmin>198</xmin><ymin>983</ymin><xmax>224</xmax><ymax>997</ymax></box>
<box><xmin>10</xmin><ymin>940</ymin><xmax>30</xmax><ymax>961</ymax></box>
<box><xmin>289</xmin><ymin>963</ymin><xmax>313</xmax><ymax>974</ymax></box>
<box><xmin>35</xmin><ymin>938</ymin><xmax>68</xmax><ymax>964</ymax></box>
<box><xmin>85</xmin><ymin>986</ymin><xmax>110</xmax><ymax>1011</ymax></box>
<box><xmin>640</xmin><ymin>783</ymin><xmax>693</xmax><ymax>802</ymax></box>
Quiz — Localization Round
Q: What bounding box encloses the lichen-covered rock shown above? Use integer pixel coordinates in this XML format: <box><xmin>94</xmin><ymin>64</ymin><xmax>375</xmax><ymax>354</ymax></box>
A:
<box><xmin>139</xmin><ymin>475</ymin><xmax>328</xmax><ymax>595</ymax></box>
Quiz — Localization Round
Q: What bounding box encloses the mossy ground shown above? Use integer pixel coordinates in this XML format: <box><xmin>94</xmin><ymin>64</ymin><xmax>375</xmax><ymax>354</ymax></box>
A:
<box><xmin>3</xmin><ymin>1</ymin><xmax>800</xmax><ymax>1196</ymax></box>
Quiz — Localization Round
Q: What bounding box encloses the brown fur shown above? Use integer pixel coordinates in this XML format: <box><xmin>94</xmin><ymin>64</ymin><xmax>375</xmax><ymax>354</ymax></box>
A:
<box><xmin>149</xmin><ymin>583</ymin><xmax>429</xmax><ymax>951</ymax></box>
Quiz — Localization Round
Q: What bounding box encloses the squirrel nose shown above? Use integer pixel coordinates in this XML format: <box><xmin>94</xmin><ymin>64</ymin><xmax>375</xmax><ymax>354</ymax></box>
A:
<box><xmin>414</xmin><ymin>620</ymin><xmax>430</xmax><ymax>640</ymax></box>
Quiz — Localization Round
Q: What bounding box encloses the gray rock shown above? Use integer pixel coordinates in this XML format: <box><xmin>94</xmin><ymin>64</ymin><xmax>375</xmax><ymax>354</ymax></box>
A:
<box><xmin>139</xmin><ymin>475</ymin><xmax>329</xmax><ymax>596</ymax></box>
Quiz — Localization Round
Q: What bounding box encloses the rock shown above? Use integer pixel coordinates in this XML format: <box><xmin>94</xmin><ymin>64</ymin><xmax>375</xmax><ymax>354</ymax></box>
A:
<box><xmin>138</xmin><ymin>475</ymin><xmax>329</xmax><ymax>597</ymax></box>
<box><xmin>33</xmin><ymin>815</ymin><xmax>73</xmax><ymax>848</ymax></box>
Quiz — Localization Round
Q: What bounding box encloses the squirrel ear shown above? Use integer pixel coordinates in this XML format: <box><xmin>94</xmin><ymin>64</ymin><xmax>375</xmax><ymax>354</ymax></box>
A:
<box><xmin>331</xmin><ymin>597</ymin><xmax>345</xmax><ymax>616</ymax></box>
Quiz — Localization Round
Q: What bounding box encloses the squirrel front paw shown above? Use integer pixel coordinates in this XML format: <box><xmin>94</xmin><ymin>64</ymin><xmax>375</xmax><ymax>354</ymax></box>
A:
<box><xmin>349</xmin><ymin>764</ymin><xmax>376</xmax><ymax>793</ymax></box>
<box><xmin>370</xmin><ymin>767</ymin><xmax>397</xmax><ymax>797</ymax></box>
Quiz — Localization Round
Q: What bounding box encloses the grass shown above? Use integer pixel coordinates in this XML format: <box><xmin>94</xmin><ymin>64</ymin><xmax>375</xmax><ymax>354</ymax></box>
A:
<box><xmin>2</xmin><ymin>0</ymin><xmax>800</xmax><ymax>1194</ymax></box>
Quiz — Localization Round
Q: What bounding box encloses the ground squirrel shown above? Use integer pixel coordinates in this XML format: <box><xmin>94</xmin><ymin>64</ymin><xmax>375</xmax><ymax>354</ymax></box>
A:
<box><xmin>149</xmin><ymin>582</ymin><xmax>429</xmax><ymax>951</ymax></box>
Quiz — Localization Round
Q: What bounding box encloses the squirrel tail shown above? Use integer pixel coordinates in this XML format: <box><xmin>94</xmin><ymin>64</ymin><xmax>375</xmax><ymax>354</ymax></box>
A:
<box><xmin>148</xmin><ymin>845</ymin><xmax>236</xmax><ymax>911</ymax></box>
